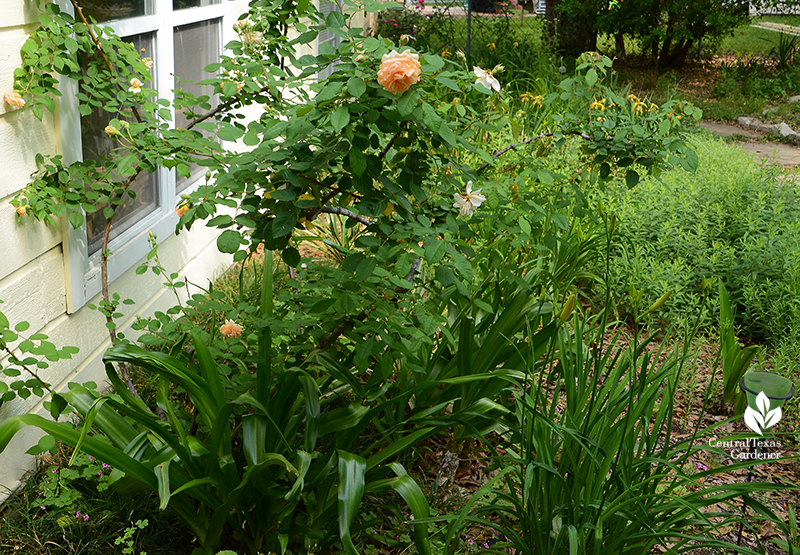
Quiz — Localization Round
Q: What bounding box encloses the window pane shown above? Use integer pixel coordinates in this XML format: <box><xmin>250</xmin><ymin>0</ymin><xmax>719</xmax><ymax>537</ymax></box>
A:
<box><xmin>83</xmin><ymin>33</ymin><xmax>160</xmax><ymax>255</ymax></box>
<box><xmin>174</xmin><ymin>19</ymin><xmax>222</xmax><ymax>191</ymax></box>
<box><xmin>76</xmin><ymin>0</ymin><xmax>150</xmax><ymax>22</ymax></box>
<box><xmin>317</xmin><ymin>0</ymin><xmax>341</xmax><ymax>79</ymax></box>
<box><xmin>173</xmin><ymin>0</ymin><xmax>221</xmax><ymax>9</ymax></box>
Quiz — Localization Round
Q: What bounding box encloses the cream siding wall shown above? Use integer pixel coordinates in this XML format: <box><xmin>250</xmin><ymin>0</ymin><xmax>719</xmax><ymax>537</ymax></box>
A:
<box><xmin>0</xmin><ymin>3</ymin><xmax>233</xmax><ymax>498</ymax></box>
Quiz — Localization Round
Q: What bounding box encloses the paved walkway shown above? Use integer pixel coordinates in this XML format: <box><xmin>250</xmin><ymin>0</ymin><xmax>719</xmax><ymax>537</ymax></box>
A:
<box><xmin>751</xmin><ymin>21</ymin><xmax>800</xmax><ymax>36</ymax></box>
<box><xmin>700</xmin><ymin>121</ymin><xmax>800</xmax><ymax>167</ymax></box>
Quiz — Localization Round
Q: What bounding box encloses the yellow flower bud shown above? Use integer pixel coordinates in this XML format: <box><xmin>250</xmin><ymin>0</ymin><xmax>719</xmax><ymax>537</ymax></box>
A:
<box><xmin>645</xmin><ymin>291</ymin><xmax>672</xmax><ymax>314</ymax></box>
<box><xmin>559</xmin><ymin>293</ymin><xmax>576</xmax><ymax>322</ymax></box>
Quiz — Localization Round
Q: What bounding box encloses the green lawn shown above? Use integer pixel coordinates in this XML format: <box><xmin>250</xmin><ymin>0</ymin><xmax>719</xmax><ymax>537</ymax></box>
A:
<box><xmin>720</xmin><ymin>15</ymin><xmax>800</xmax><ymax>56</ymax></box>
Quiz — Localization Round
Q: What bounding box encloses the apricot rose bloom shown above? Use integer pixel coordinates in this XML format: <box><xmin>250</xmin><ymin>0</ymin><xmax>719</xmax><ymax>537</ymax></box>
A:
<box><xmin>377</xmin><ymin>50</ymin><xmax>421</xmax><ymax>95</ymax></box>
<box><xmin>3</xmin><ymin>91</ymin><xmax>25</xmax><ymax>108</ymax></box>
<box><xmin>220</xmin><ymin>319</ymin><xmax>243</xmax><ymax>339</ymax></box>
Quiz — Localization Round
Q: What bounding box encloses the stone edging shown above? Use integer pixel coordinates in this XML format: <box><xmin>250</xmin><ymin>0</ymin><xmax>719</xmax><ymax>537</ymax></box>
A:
<box><xmin>736</xmin><ymin>117</ymin><xmax>800</xmax><ymax>146</ymax></box>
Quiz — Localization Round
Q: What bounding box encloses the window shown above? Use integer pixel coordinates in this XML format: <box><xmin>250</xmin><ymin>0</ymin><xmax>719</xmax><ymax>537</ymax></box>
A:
<box><xmin>59</xmin><ymin>0</ymin><xmax>248</xmax><ymax>312</ymax></box>
<box><xmin>174</xmin><ymin>18</ymin><xmax>223</xmax><ymax>191</ymax></box>
<box><xmin>316</xmin><ymin>0</ymin><xmax>341</xmax><ymax>80</ymax></box>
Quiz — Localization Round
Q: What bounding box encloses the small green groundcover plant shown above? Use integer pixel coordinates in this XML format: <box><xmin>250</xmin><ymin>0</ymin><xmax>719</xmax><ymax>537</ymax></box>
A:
<box><xmin>1</xmin><ymin>0</ymin><xmax>794</xmax><ymax>553</ymax></box>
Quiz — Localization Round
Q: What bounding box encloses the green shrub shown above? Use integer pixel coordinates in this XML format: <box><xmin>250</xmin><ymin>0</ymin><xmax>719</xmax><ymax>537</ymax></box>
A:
<box><xmin>604</xmin><ymin>133</ymin><xmax>800</xmax><ymax>343</ymax></box>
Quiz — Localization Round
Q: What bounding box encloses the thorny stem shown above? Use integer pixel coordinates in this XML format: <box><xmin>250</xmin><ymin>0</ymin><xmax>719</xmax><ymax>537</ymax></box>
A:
<box><xmin>379</xmin><ymin>122</ymin><xmax>407</xmax><ymax>160</ymax></box>
<box><xmin>475</xmin><ymin>131</ymin><xmax>591</xmax><ymax>173</ymax></box>
<box><xmin>70</xmin><ymin>0</ymin><xmax>143</xmax><ymax>124</ymax></box>
<box><xmin>0</xmin><ymin>344</ymin><xmax>55</xmax><ymax>396</ymax></box>
<box><xmin>297</xmin><ymin>174</ymin><xmax>363</xmax><ymax>200</ymax></box>
<box><xmin>319</xmin><ymin>206</ymin><xmax>371</xmax><ymax>226</ymax></box>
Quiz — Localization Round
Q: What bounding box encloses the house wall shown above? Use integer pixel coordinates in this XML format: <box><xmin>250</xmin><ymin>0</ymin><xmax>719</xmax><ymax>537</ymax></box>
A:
<box><xmin>0</xmin><ymin>3</ymin><xmax>233</xmax><ymax>498</ymax></box>
<box><xmin>0</xmin><ymin>0</ymin><xmax>366</xmax><ymax>501</ymax></box>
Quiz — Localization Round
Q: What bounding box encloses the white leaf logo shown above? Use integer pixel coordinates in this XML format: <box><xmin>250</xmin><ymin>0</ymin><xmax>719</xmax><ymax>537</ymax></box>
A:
<box><xmin>743</xmin><ymin>391</ymin><xmax>782</xmax><ymax>435</ymax></box>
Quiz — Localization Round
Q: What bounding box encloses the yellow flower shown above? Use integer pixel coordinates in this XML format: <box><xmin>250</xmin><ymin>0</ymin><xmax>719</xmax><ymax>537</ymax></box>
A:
<box><xmin>175</xmin><ymin>203</ymin><xmax>190</xmax><ymax>217</ymax></box>
<box><xmin>220</xmin><ymin>319</ymin><xmax>243</xmax><ymax>339</ymax></box>
<box><xmin>104</xmin><ymin>125</ymin><xmax>119</xmax><ymax>136</ymax></box>
<box><xmin>649</xmin><ymin>102</ymin><xmax>659</xmax><ymax>112</ymax></box>
<box><xmin>3</xmin><ymin>90</ymin><xmax>25</xmax><ymax>108</ymax></box>
<box><xmin>487</xmin><ymin>42</ymin><xmax>496</xmax><ymax>50</ymax></box>
<box><xmin>633</xmin><ymin>101</ymin><xmax>644</xmax><ymax>115</ymax></box>
<box><xmin>521</xmin><ymin>93</ymin><xmax>545</xmax><ymax>107</ymax></box>
<box><xmin>590</xmin><ymin>96</ymin><xmax>606</xmax><ymax>111</ymax></box>
<box><xmin>441</xmin><ymin>48</ymin><xmax>452</xmax><ymax>58</ymax></box>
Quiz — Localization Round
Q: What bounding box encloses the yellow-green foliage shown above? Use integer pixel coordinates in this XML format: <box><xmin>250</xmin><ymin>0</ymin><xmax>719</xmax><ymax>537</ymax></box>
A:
<box><xmin>604</xmin><ymin>133</ymin><xmax>800</xmax><ymax>343</ymax></box>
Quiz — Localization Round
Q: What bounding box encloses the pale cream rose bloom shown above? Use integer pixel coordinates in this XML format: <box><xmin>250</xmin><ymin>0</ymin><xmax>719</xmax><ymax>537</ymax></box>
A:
<box><xmin>128</xmin><ymin>78</ymin><xmax>143</xmax><ymax>94</ymax></box>
<box><xmin>4</xmin><ymin>91</ymin><xmax>25</xmax><ymax>108</ymax></box>
<box><xmin>377</xmin><ymin>50</ymin><xmax>422</xmax><ymax>95</ymax></box>
<box><xmin>473</xmin><ymin>67</ymin><xmax>500</xmax><ymax>92</ymax></box>
<box><xmin>220</xmin><ymin>319</ymin><xmax>244</xmax><ymax>339</ymax></box>
<box><xmin>453</xmin><ymin>181</ymin><xmax>486</xmax><ymax>218</ymax></box>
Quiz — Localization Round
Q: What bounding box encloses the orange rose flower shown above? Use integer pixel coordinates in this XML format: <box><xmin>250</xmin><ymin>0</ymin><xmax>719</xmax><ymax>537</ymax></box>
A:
<box><xmin>377</xmin><ymin>50</ymin><xmax>421</xmax><ymax>95</ymax></box>
<box><xmin>220</xmin><ymin>319</ymin><xmax>243</xmax><ymax>339</ymax></box>
<box><xmin>175</xmin><ymin>204</ymin><xmax>190</xmax><ymax>217</ymax></box>
<box><xmin>16</xmin><ymin>205</ymin><xmax>27</xmax><ymax>216</ymax></box>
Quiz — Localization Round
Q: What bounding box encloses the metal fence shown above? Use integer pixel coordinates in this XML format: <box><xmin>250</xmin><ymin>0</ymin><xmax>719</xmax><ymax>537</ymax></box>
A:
<box><xmin>373</xmin><ymin>0</ymin><xmax>547</xmax><ymax>64</ymax></box>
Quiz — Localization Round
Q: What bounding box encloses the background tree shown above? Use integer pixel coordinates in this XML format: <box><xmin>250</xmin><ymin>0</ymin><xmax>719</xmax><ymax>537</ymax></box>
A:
<box><xmin>549</xmin><ymin>0</ymin><xmax>751</xmax><ymax>68</ymax></box>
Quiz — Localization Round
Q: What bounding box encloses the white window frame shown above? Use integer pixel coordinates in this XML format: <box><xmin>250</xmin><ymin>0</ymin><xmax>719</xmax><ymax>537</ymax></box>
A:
<box><xmin>57</xmin><ymin>0</ymin><xmax>250</xmax><ymax>313</ymax></box>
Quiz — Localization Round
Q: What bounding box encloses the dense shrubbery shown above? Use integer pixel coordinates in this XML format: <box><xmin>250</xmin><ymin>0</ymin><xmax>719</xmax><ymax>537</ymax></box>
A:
<box><xmin>604</xmin><ymin>134</ymin><xmax>800</xmax><ymax>345</ymax></box>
